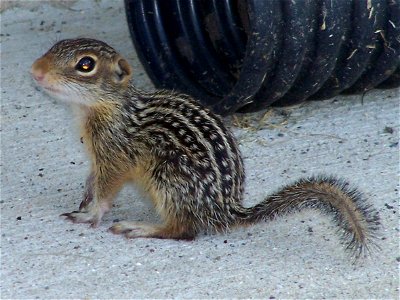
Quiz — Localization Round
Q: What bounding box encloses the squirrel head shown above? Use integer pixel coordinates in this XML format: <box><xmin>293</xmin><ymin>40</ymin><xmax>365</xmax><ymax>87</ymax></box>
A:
<box><xmin>31</xmin><ymin>38</ymin><xmax>132</xmax><ymax>106</ymax></box>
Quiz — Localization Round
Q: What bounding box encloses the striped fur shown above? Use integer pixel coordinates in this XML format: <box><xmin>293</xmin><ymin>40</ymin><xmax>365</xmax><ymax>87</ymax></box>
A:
<box><xmin>32</xmin><ymin>38</ymin><xmax>380</xmax><ymax>258</ymax></box>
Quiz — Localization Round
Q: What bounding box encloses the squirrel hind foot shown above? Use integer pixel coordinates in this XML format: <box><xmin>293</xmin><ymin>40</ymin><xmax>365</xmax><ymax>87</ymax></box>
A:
<box><xmin>109</xmin><ymin>221</ymin><xmax>195</xmax><ymax>240</ymax></box>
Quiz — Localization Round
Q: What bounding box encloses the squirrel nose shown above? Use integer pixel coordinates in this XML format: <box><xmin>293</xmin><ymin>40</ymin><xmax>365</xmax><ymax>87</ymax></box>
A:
<box><xmin>31</xmin><ymin>58</ymin><xmax>49</xmax><ymax>83</ymax></box>
<box><xmin>32</xmin><ymin>72</ymin><xmax>45</xmax><ymax>82</ymax></box>
<box><xmin>31</xmin><ymin>65</ymin><xmax>47</xmax><ymax>83</ymax></box>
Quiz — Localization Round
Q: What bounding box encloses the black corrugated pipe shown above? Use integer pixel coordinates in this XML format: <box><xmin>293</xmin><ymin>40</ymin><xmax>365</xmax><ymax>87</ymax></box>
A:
<box><xmin>125</xmin><ymin>0</ymin><xmax>400</xmax><ymax>116</ymax></box>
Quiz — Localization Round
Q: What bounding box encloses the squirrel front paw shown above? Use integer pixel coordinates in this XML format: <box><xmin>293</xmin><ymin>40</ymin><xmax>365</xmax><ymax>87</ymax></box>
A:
<box><xmin>61</xmin><ymin>201</ymin><xmax>110</xmax><ymax>228</ymax></box>
<box><xmin>60</xmin><ymin>210</ymin><xmax>102</xmax><ymax>227</ymax></box>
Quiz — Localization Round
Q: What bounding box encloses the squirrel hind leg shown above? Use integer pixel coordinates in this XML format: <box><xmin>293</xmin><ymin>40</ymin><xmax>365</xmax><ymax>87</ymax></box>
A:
<box><xmin>109</xmin><ymin>221</ymin><xmax>196</xmax><ymax>240</ymax></box>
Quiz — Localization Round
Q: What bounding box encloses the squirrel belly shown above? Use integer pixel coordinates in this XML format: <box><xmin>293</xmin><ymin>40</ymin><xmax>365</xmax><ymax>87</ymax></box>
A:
<box><xmin>31</xmin><ymin>38</ymin><xmax>380</xmax><ymax>259</ymax></box>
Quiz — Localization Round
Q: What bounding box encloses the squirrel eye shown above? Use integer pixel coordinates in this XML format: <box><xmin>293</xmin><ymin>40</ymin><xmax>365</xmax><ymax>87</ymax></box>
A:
<box><xmin>76</xmin><ymin>56</ymin><xmax>95</xmax><ymax>73</ymax></box>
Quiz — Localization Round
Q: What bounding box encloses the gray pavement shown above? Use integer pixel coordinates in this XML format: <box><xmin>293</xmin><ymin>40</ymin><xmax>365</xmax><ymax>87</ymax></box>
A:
<box><xmin>1</xmin><ymin>1</ymin><xmax>399</xmax><ymax>299</ymax></box>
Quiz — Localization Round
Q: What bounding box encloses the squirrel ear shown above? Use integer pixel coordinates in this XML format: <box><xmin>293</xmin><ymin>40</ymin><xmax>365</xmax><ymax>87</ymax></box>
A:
<box><xmin>114</xmin><ymin>57</ymin><xmax>132</xmax><ymax>85</ymax></box>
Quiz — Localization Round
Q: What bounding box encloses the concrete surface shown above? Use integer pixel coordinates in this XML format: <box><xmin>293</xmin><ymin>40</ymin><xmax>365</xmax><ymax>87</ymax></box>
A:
<box><xmin>1</xmin><ymin>1</ymin><xmax>399</xmax><ymax>299</ymax></box>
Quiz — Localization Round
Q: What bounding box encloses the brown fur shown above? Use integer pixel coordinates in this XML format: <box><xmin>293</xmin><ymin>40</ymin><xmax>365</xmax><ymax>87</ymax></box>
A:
<box><xmin>32</xmin><ymin>38</ymin><xmax>380</xmax><ymax>259</ymax></box>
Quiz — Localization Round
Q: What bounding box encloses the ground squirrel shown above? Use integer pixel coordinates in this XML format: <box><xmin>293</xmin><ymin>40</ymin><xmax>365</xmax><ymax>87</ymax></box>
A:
<box><xmin>31</xmin><ymin>38</ymin><xmax>380</xmax><ymax>258</ymax></box>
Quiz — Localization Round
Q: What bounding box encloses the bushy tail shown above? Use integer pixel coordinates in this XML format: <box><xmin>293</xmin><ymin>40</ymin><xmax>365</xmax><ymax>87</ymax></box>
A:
<box><xmin>236</xmin><ymin>176</ymin><xmax>381</xmax><ymax>258</ymax></box>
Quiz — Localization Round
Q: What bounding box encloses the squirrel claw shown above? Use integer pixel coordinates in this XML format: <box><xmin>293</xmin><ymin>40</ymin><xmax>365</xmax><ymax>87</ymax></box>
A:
<box><xmin>60</xmin><ymin>211</ymin><xmax>80</xmax><ymax>217</ymax></box>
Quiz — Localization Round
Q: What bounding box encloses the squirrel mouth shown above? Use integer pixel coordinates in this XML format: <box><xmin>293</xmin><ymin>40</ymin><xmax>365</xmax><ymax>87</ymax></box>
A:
<box><xmin>42</xmin><ymin>85</ymin><xmax>61</xmax><ymax>94</ymax></box>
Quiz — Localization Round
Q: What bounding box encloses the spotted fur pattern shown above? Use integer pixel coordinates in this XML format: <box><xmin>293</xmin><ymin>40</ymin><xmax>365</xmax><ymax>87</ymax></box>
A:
<box><xmin>32</xmin><ymin>38</ymin><xmax>380</xmax><ymax>258</ymax></box>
